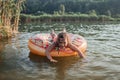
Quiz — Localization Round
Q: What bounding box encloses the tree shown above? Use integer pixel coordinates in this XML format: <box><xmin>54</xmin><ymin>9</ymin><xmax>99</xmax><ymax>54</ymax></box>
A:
<box><xmin>59</xmin><ymin>4</ymin><xmax>65</xmax><ymax>15</ymax></box>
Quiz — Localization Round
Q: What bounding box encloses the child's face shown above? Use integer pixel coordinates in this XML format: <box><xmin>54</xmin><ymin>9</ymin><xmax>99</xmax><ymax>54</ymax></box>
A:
<box><xmin>59</xmin><ymin>38</ymin><xmax>68</xmax><ymax>47</ymax></box>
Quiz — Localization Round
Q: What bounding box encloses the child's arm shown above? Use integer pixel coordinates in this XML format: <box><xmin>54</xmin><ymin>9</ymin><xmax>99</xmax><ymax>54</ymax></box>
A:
<box><xmin>66</xmin><ymin>33</ymin><xmax>86</xmax><ymax>58</ymax></box>
<box><xmin>68</xmin><ymin>43</ymin><xmax>86</xmax><ymax>58</ymax></box>
<box><xmin>45</xmin><ymin>43</ymin><xmax>58</xmax><ymax>62</ymax></box>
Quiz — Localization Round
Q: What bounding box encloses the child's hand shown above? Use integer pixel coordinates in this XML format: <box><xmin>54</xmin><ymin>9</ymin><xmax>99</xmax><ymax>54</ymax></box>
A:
<box><xmin>50</xmin><ymin>59</ymin><xmax>58</xmax><ymax>62</ymax></box>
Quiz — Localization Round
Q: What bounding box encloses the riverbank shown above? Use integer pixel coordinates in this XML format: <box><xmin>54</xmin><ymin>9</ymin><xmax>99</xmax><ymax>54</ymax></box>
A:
<box><xmin>1</xmin><ymin>13</ymin><xmax>120</xmax><ymax>40</ymax></box>
<box><xmin>20</xmin><ymin>14</ymin><xmax>120</xmax><ymax>24</ymax></box>
<box><xmin>0</xmin><ymin>26</ymin><xmax>12</xmax><ymax>40</ymax></box>
<box><xmin>0</xmin><ymin>26</ymin><xmax>19</xmax><ymax>40</ymax></box>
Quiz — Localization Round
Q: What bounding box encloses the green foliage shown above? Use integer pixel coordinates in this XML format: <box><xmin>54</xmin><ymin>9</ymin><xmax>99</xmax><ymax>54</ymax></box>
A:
<box><xmin>20</xmin><ymin>12</ymin><xmax>117</xmax><ymax>23</ymax></box>
<box><xmin>19</xmin><ymin>0</ymin><xmax>120</xmax><ymax>23</ymax></box>
<box><xmin>59</xmin><ymin>4</ymin><xmax>65</xmax><ymax>15</ymax></box>
<box><xmin>0</xmin><ymin>0</ymin><xmax>26</xmax><ymax>39</ymax></box>
<box><xmin>114</xmin><ymin>14</ymin><xmax>120</xmax><ymax>18</ymax></box>
<box><xmin>88</xmin><ymin>10</ymin><xmax>97</xmax><ymax>16</ymax></box>
<box><xmin>98</xmin><ymin>15</ymin><xmax>114</xmax><ymax>21</ymax></box>
<box><xmin>54</xmin><ymin>11</ymin><xmax>60</xmax><ymax>15</ymax></box>
<box><xmin>115</xmin><ymin>18</ymin><xmax>120</xmax><ymax>21</ymax></box>
<box><xmin>23</xmin><ymin>0</ymin><xmax>120</xmax><ymax>17</ymax></box>
<box><xmin>0</xmin><ymin>27</ymin><xmax>8</xmax><ymax>38</ymax></box>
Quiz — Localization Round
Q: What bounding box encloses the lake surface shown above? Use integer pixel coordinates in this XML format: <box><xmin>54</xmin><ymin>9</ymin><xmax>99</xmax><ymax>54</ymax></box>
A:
<box><xmin>0</xmin><ymin>22</ymin><xmax>120</xmax><ymax>80</ymax></box>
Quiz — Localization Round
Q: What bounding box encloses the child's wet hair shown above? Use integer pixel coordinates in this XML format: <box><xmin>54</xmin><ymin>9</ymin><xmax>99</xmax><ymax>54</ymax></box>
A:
<box><xmin>59</xmin><ymin>34</ymin><xmax>64</xmax><ymax>38</ymax></box>
<box><xmin>58</xmin><ymin>32</ymin><xmax>67</xmax><ymax>39</ymax></box>
<box><xmin>56</xmin><ymin>32</ymin><xmax>68</xmax><ymax>54</ymax></box>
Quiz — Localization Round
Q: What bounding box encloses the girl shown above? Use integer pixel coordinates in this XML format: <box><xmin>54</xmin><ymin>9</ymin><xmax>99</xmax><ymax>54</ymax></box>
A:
<box><xmin>45</xmin><ymin>29</ymin><xmax>86</xmax><ymax>62</ymax></box>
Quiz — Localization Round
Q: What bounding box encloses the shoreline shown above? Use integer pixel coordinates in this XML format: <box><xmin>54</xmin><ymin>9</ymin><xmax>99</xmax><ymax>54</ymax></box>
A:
<box><xmin>20</xmin><ymin>14</ymin><xmax>120</xmax><ymax>24</ymax></box>
<box><xmin>1</xmin><ymin>13</ymin><xmax>120</xmax><ymax>40</ymax></box>
<box><xmin>0</xmin><ymin>26</ymin><xmax>19</xmax><ymax>40</ymax></box>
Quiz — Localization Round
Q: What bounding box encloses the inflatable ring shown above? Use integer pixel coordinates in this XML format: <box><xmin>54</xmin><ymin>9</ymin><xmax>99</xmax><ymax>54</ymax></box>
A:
<box><xmin>28</xmin><ymin>33</ymin><xmax>87</xmax><ymax>57</ymax></box>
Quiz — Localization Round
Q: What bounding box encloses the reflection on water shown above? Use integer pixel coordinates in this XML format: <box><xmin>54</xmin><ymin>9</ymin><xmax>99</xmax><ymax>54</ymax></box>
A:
<box><xmin>0</xmin><ymin>22</ymin><xmax>120</xmax><ymax>80</ymax></box>
<box><xmin>29</xmin><ymin>53</ymin><xmax>81</xmax><ymax>80</ymax></box>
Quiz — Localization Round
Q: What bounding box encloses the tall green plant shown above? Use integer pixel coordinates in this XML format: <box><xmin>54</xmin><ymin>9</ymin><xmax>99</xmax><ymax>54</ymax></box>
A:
<box><xmin>12</xmin><ymin>0</ymin><xmax>26</xmax><ymax>32</ymax></box>
<box><xmin>0</xmin><ymin>0</ymin><xmax>26</xmax><ymax>38</ymax></box>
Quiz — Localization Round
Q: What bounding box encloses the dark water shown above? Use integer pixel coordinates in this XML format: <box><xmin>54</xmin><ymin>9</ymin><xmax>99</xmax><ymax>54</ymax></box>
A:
<box><xmin>0</xmin><ymin>22</ymin><xmax>120</xmax><ymax>80</ymax></box>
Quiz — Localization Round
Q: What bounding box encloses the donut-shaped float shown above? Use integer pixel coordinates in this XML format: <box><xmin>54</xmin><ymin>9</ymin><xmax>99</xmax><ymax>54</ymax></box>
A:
<box><xmin>28</xmin><ymin>33</ymin><xmax>87</xmax><ymax>57</ymax></box>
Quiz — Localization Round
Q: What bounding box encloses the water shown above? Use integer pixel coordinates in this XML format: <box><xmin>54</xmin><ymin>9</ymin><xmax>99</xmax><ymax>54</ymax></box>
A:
<box><xmin>0</xmin><ymin>22</ymin><xmax>120</xmax><ymax>80</ymax></box>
